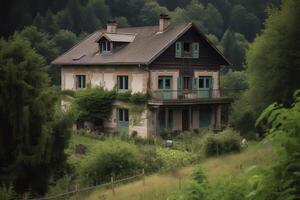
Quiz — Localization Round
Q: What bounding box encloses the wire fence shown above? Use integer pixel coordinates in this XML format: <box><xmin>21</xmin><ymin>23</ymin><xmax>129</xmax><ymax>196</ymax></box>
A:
<box><xmin>32</xmin><ymin>169</ymin><xmax>145</xmax><ymax>200</ymax></box>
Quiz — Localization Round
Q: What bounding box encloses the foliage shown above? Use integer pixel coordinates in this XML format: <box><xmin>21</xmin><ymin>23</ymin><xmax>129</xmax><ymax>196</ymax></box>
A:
<box><xmin>139</xmin><ymin>1</ymin><xmax>169</xmax><ymax>26</ymax></box>
<box><xmin>253</xmin><ymin>89</ymin><xmax>300</xmax><ymax>199</ymax></box>
<box><xmin>156</xmin><ymin>147</ymin><xmax>196</xmax><ymax>170</ymax></box>
<box><xmin>220</xmin><ymin>70</ymin><xmax>248</xmax><ymax>99</ymax></box>
<box><xmin>202</xmin><ymin>129</ymin><xmax>241</xmax><ymax>157</ymax></box>
<box><xmin>221</xmin><ymin>29</ymin><xmax>249</xmax><ymax>66</ymax></box>
<box><xmin>232</xmin><ymin>0</ymin><xmax>300</xmax><ymax>133</ymax></box>
<box><xmin>0</xmin><ymin>34</ymin><xmax>73</xmax><ymax>195</ymax></box>
<box><xmin>46</xmin><ymin>175</ymin><xmax>73</xmax><ymax>197</ymax></box>
<box><xmin>80</xmin><ymin>139</ymin><xmax>142</xmax><ymax>184</ymax></box>
<box><xmin>191</xmin><ymin>165</ymin><xmax>207</xmax><ymax>184</ymax></box>
<box><xmin>74</xmin><ymin>87</ymin><xmax>116</xmax><ymax>125</ymax></box>
<box><xmin>140</xmin><ymin>146</ymin><xmax>164</xmax><ymax>173</ymax></box>
<box><xmin>0</xmin><ymin>185</ymin><xmax>16</xmax><ymax>200</ymax></box>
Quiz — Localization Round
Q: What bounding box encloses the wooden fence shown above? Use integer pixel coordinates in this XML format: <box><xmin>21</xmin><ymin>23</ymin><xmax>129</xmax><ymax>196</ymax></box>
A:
<box><xmin>32</xmin><ymin>169</ymin><xmax>145</xmax><ymax>200</ymax></box>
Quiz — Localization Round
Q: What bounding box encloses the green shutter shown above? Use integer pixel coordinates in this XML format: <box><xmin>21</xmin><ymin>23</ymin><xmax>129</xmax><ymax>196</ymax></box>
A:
<box><xmin>192</xmin><ymin>77</ymin><xmax>198</xmax><ymax>90</ymax></box>
<box><xmin>192</xmin><ymin>42</ymin><xmax>199</xmax><ymax>59</ymax></box>
<box><xmin>175</xmin><ymin>42</ymin><xmax>182</xmax><ymax>58</ymax></box>
<box><xmin>177</xmin><ymin>77</ymin><xmax>183</xmax><ymax>90</ymax></box>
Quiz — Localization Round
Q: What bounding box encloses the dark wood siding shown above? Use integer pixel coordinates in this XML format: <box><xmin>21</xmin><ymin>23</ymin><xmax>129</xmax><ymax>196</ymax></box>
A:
<box><xmin>150</xmin><ymin>26</ymin><xmax>228</xmax><ymax>69</ymax></box>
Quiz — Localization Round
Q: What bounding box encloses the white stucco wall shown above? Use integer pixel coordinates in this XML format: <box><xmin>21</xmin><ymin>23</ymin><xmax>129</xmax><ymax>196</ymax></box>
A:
<box><xmin>64</xmin><ymin>73</ymin><xmax>74</xmax><ymax>89</ymax></box>
<box><xmin>131</xmin><ymin>74</ymin><xmax>144</xmax><ymax>93</ymax></box>
<box><xmin>103</xmin><ymin>73</ymin><xmax>114</xmax><ymax>90</ymax></box>
<box><xmin>91</xmin><ymin>73</ymin><xmax>103</xmax><ymax>87</ymax></box>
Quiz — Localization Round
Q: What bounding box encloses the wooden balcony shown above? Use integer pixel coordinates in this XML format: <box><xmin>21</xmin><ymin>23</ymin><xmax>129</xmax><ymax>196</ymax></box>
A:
<box><xmin>148</xmin><ymin>89</ymin><xmax>233</xmax><ymax>106</ymax></box>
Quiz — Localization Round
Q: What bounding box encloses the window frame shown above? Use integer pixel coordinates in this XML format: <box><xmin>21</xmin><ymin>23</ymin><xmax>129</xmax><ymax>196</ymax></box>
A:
<box><xmin>117</xmin><ymin>75</ymin><xmax>129</xmax><ymax>91</ymax></box>
<box><xmin>99</xmin><ymin>40</ymin><xmax>111</xmax><ymax>53</ymax></box>
<box><xmin>198</xmin><ymin>76</ymin><xmax>212</xmax><ymax>89</ymax></box>
<box><xmin>118</xmin><ymin>108</ymin><xmax>129</xmax><ymax>122</ymax></box>
<box><xmin>158</xmin><ymin>76</ymin><xmax>172</xmax><ymax>90</ymax></box>
<box><xmin>75</xmin><ymin>75</ymin><xmax>86</xmax><ymax>89</ymax></box>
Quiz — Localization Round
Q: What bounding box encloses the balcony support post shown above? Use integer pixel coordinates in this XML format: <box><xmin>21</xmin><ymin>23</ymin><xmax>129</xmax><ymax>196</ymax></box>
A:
<box><xmin>154</xmin><ymin>107</ymin><xmax>159</xmax><ymax>135</ymax></box>
<box><xmin>189</xmin><ymin>106</ymin><xmax>192</xmax><ymax>130</ymax></box>
<box><xmin>165</xmin><ymin>107</ymin><xmax>169</xmax><ymax>129</ymax></box>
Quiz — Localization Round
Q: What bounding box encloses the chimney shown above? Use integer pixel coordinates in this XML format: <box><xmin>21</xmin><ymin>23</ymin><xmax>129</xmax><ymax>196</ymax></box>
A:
<box><xmin>107</xmin><ymin>20</ymin><xmax>117</xmax><ymax>33</ymax></box>
<box><xmin>159</xmin><ymin>14</ymin><xmax>170</xmax><ymax>32</ymax></box>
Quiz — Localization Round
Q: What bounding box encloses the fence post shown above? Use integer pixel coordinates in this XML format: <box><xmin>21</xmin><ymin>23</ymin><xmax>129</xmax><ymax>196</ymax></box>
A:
<box><xmin>75</xmin><ymin>184</ymin><xmax>79</xmax><ymax>200</ymax></box>
<box><xmin>111</xmin><ymin>176</ymin><xmax>115</xmax><ymax>196</ymax></box>
<box><xmin>142</xmin><ymin>169</ymin><xmax>145</xmax><ymax>186</ymax></box>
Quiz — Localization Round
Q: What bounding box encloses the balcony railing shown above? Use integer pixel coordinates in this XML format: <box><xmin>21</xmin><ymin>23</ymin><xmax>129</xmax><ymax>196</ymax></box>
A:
<box><xmin>150</xmin><ymin>89</ymin><xmax>228</xmax><ymax>100</ymax></box>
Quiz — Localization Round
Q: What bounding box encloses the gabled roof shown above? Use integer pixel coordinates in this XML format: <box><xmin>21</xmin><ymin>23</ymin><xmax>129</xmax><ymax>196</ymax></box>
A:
<box><xmin>51</xmin><ymin>23</ymin><xmax>230</xmax><ymax>66</ymax></box>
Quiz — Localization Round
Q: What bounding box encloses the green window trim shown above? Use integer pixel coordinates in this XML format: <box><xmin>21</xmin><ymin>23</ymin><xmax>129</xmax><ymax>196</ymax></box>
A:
<box><xmin>192</xmin><ymin>42</ymin><xmax>199</xmax><ymax>59</ymax></box>
<box><xmin>175</xmin><ymin>42</ymin><xmax>182</xmax><ymax>58</ymax></box>
<box><xmin>175</xmin><ymin>41</ymin><xmax>199</xmax><ymax>59</ymax></box>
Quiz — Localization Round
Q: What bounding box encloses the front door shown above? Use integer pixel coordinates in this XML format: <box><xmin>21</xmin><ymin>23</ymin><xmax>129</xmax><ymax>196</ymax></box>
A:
<box><xmin>182</xmin><ymin>109</ymin><xmax>189</xmax><ymax>131</ymax></box>
<box><xmin>117</xmin><ymin>108</ymin><xmax>129</xmax><ymax>135</ymax></box>
<box><xmin>199</xmin><ymin>106</ymin><xmax>212</xmax><ymax>128</ymax></box>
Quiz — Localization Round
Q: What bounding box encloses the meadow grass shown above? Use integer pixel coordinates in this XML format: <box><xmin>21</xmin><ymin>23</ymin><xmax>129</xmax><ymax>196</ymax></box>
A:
<box><xmin>77</xmin><ymin>141</ymin><xmax>276</xmax><ymax>200</ymax></box>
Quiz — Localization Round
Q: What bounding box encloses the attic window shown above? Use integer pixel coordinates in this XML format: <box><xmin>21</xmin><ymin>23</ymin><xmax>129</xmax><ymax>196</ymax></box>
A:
<box><xmin>183</xmin><ymin>42</ymin><xmax>192</xmax><ymax>57</ymax></box>
<box><xmin>99</xmin><ymin>41</ymin><xmax>111</xmax><ymax>53</ymax></box>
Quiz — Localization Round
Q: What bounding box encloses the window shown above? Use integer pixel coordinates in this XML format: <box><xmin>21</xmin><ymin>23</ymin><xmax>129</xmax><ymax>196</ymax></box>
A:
<box><xmin>117</xmin><ymin>76</ymin><xmax>128</xmax><ymax>90</ymax></box>
<box><xmin>199</xmin><ymin>76</ymin><xmax>212</xmax><ymax>89</ymax></box>
<box><xmin>118</xmin><ymin>108</ymin><xmax>129</xmax><ymax>122</ymax></box>
<box><xmin>158</xmin><ymin>76</ymin><xmax>172</xmax><ymax>90</ymax></box>
<box><xmin>175</xmin><ymin>42</ymin><xmax>199</xmax><ymax>58</ymax></box>
<box><xmin>76</xmin><ymin>75</ymin><xmax>86</xmax><ymax>89</ymax></box>
<box><xmin>183</xmin><ymin>77</ymin><xmax>191</xmax><ymax>90</ymax></box>
<box><xmin>99</xmin><ymin>41</ymin><xmax>110</xmax><ymax>53</ymax></box>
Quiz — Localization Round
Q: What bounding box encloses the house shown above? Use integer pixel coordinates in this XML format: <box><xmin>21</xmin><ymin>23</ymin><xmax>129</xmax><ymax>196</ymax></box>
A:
<box><xmin>52</xmin><ymin>14</ymin><xmax>231</xmax><ymax>138</ymax></box>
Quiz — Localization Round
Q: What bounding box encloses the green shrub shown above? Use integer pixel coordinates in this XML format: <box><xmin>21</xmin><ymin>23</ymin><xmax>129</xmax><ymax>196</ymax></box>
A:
<box><xmin>74</xmin><ymin>88</ymin><xmax>116</xmax><ymax>125</ymax></box>
<box><xmin>46</xmin><ymin>175</ymin><xmax>73</xmax><ymax>196</ymax></box>
<box><xmin>129</xmin><ymin>92</ymin><xmax>148</xmax><ymax>103</ymax></box>
<box><xmin>157</xmin><ymin>147</ymin><xmax>196</xmax><ymax>170</ymax></box>
<box><xmin>202</xmin><ymin>129</ymin><xmax>241</xmax><ymax>157</ymax></box>
<box><xmin>140</xmin><ymin>146</ymin><xmax>163</xmax><ymax>173</ymax></box>
<box><xmin>0</xmin><ymin>185</ymin><xmax>16</xmax><ymax>200</ymax></box>
<box><xmin>116</xmin><ymin>91</ymin><xmax>132</xmax><ymax>101</ymax></box>
<box><xmin>80</xmin><ymin>139</ymin><xmax>142</xmax><ymax>184</ymax></box>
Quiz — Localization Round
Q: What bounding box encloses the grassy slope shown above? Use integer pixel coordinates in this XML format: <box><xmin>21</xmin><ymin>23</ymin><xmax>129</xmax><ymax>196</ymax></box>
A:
<box><xmin>79</xmin><ymin>141</ymin><xmax>276</xmax><ymax>200</ymax></box>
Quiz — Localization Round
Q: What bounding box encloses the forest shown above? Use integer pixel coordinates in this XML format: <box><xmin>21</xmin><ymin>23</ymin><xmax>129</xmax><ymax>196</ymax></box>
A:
<box><xmin>1</xmin><ymin>0</ymin><xmax>300</xmax><ymax>199</ymax></box>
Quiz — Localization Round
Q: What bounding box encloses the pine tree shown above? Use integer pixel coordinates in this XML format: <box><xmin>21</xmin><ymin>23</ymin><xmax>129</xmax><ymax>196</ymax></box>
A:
<box><xmin>0</xmin><ymin>34</ymin><xmax>73</xmax><ymax>195</ymax></box>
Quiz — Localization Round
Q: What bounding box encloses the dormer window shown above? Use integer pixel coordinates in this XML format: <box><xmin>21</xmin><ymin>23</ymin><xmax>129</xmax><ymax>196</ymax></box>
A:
<box><xmin>99</xmin><ymin>41</ymin><xmax>111</xmax><ymax>53</ymax></box>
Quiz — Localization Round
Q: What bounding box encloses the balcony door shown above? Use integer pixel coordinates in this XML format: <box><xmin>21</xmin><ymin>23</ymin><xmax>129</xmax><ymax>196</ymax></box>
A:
<box><xmin>158</xmin><ymin>76</ymin><xmax>172</xmax><ymax>99</ymax></box>
<box><xmin>195</xmin><ymin>76</ymin><xmax>212</xmax><ymax>98</ymax></box>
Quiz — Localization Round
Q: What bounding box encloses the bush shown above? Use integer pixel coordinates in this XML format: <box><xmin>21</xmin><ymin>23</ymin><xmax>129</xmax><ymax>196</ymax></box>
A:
<box><xmin>156</xmin><ymin>147</ymin><xmax>196</xmax><ymax>170</ymax></box>
<box><xmin>74</xmin><ymin>88</ymin><xmax>116</xmax><ymax>125</ymax></box>
<box><xmin>80</xmin><ymin>139</ymin><xmax>142</xmax><ymax>184</ymax></box>
<box><xmin>202</xmin><ymin>129</ymin><xmax>241</xmax><ymax>157</ymax></box>
<box><xmin>0</xmin><ymin>185</ymin><xmax>16</xmax><ymax>200</ymax></box>
<box><xmin>140</xmin><ymin>146</ymin><xmax>163</xmax><ymax>173</ymax></box>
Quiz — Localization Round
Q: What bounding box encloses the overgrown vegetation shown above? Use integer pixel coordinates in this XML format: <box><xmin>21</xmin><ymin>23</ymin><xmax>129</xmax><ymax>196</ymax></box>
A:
<box><xmin>73</xmin><ymin>88</ymin><xmax>148</xmax><ymax>127</ymax></box>
<box><xmin>202</xmin><ymin>129</ymin><xmax>241</xmax><ymax>157</ymax></box>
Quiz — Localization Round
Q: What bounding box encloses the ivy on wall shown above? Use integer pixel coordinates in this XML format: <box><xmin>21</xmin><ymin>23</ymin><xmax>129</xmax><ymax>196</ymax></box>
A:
<box><xmin>72</xmin><ymin>88</ymin><xmax>148</xmax><ymax>126</ymax></box>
